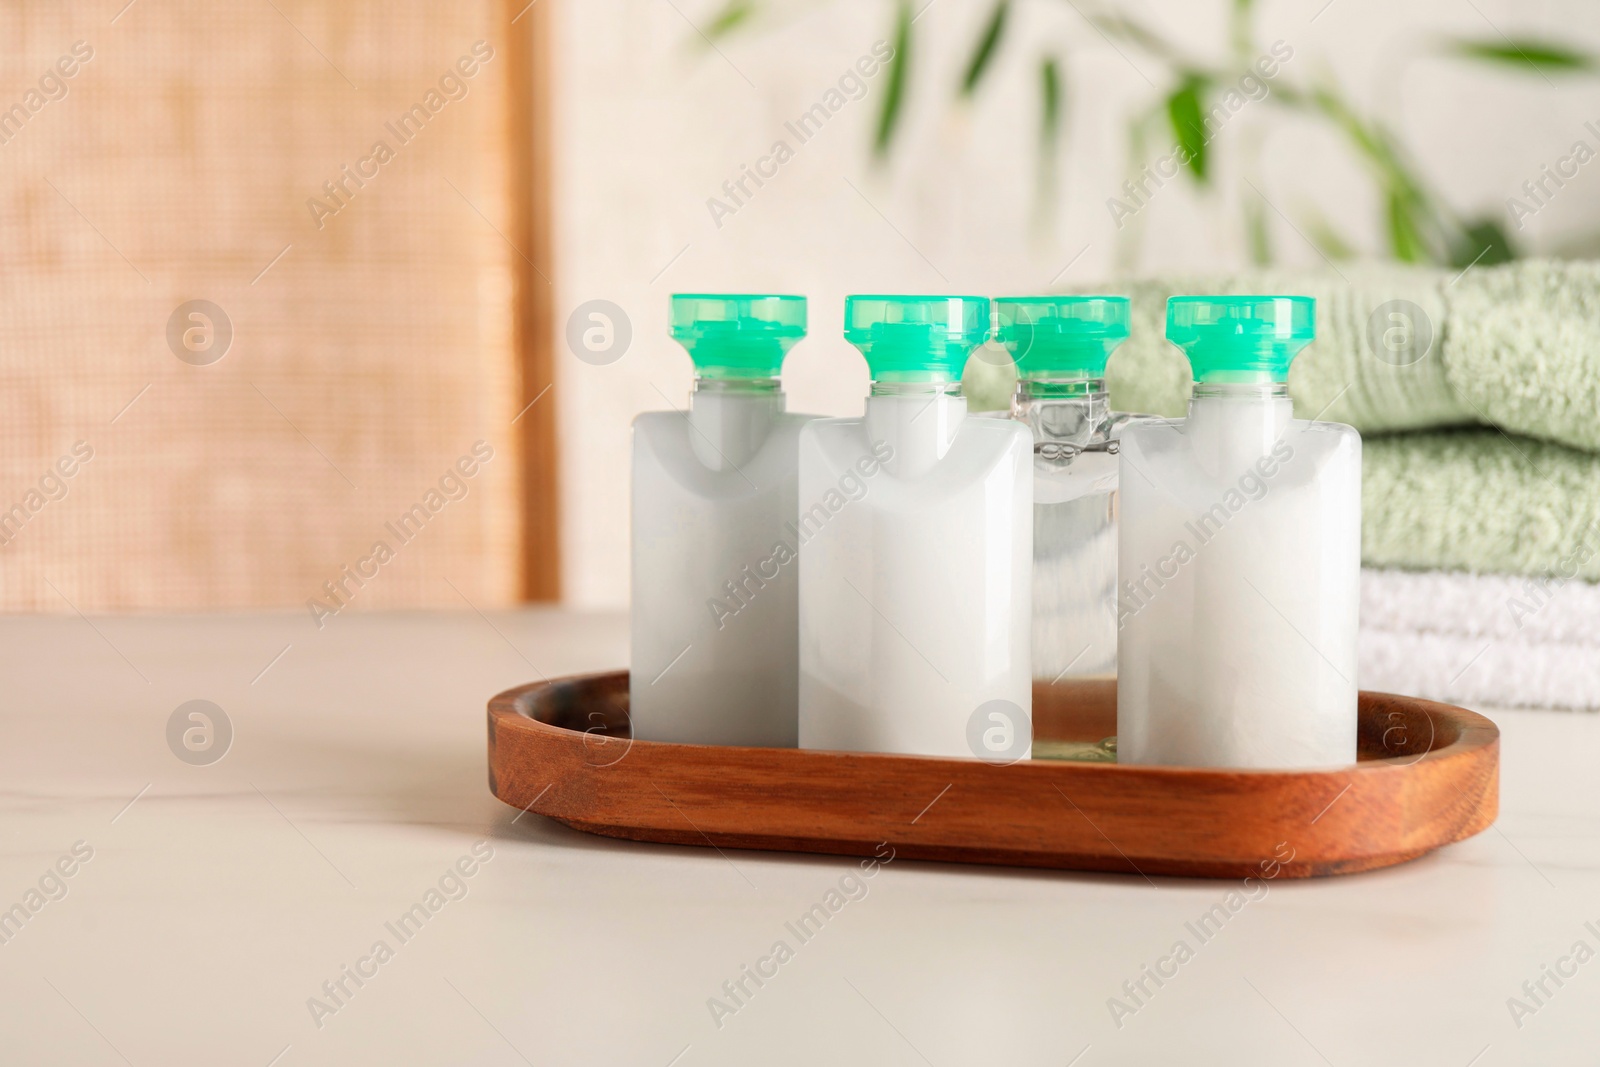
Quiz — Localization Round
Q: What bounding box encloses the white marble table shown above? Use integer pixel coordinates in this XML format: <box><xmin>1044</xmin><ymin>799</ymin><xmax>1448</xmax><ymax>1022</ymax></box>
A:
<box><xmin>1</xmin><ymin>610</ymin><xmax>1596</xmax><ymax>1066</ymax></box>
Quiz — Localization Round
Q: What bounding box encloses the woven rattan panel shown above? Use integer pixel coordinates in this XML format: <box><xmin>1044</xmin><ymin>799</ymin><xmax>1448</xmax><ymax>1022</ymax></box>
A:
<box><xmin>0</xmin><ymin>1</ymin><xmax>523</xmax><ymax>614</ymax></box>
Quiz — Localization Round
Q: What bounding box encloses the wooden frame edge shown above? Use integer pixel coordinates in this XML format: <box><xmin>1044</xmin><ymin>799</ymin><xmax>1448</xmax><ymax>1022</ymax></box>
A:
<box><xmin>504</xmin><ymin>0</ymin><xmax>560</xmax><ymax>600</ymax></box>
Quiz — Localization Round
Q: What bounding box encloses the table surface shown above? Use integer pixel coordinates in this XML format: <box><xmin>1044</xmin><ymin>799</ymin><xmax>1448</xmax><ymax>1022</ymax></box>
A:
<box><xmin>2</xmin><ymin>609</ymin><xmax>1596</xmax><ymax>1066</ymax></box>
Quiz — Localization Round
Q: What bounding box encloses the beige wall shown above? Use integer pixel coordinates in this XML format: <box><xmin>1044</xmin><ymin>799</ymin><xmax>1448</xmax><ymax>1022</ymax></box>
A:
<box><xmin>553</xmin><ymin>0</ymin><xmax>1600</xmax><ymax>609</ymax></box>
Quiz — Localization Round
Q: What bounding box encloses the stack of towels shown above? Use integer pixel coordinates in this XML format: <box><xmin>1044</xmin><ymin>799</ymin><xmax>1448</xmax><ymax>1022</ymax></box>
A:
<box><xmin>969</xmin><ymin>260</ymin><xmax>1600</xmax><ymax>710</ymax></box>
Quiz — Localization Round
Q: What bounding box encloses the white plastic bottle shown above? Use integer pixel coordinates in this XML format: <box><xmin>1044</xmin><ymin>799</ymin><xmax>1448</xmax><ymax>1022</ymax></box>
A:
<box><xmin>630</xmin><ymin>294</ymin><xmax>814</xmax><ymax>746</ymax></box>
<box><xmin>799</xmin><ymin>295</ymin><xmax>1033</xmax><ymax>759</ymax></box>
<box><xmin>996</xmin><ymin>296</ymin><xmax>1141</xmax><ymax>685</ymax></box>
<box><xmin>1116</xmin><ymin>296</ymin><xmax>1361</xmax><ymax>768</ymax></box>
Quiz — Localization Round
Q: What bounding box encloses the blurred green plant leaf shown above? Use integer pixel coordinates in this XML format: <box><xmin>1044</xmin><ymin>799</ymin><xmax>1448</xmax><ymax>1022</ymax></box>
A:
<box><xmin>1166</xmin><ymin>74</ymin><xmax>1211</xmax><ymax>184</ymax></box>
<box><xmin>874</xmin><ymin>0</ymin><xmax>913</xmax><ymax>156</ymax></box>
<box><xmin>1444</xmin><ymin>38</ymin><xmax>1597</xmax><ymax>72</ymax></box>
<box><xmin>960</xmin><ymin>1</ymin><xmax>1010</xmax><ymax>97</ymax></box>
<box><xmin>1090</xmin><ymin>13</ymin><xmax>1184</xmax><ymax>65</ymax></box>
<box><xmin>1304</xmin><ymin>208</ymin><xmax>1356</xmax><ymax>261</ymax></box>
<box><xmin>1040</xmin><ymin>56</ymin><xmax>1062</xmax><ymax>150</ymax></box>
<box><xmin>823</xmin><ymin>0</ymin><xmax>1536</xmax><ymax>268</ymax></box>
<box><xmin>1244</xmin><ymin>193</ymin><xmax>1272</xmax><ymax>264</ymax></box>
<box><xmin>1309</xmin><ymin>84</ymin><xmax>1460</xmax><ymax>264</ymax></box>
<box><xmin>702</xmin><ymin>0</ymin><xmax>755</xmax><ymax>40</ymax></box>
<box><xmin>1450</xmin><ymin>217</ymin><xmax>1515</xmax><ymax>269</ymax></box>
<box><xmin>1230</xmin><ymin>0</ymin><xmax>1256</xmax><ymax>64</ymax></box>
<box><xmin>1385</xmin><ymin>187</ymin><xmax>1429</xmax><ymax>262</ymax></box>
<box><xmin>1034</xmin><ymin>55</ymin><xmax>1065</xmax><ymax>205</ymax></box>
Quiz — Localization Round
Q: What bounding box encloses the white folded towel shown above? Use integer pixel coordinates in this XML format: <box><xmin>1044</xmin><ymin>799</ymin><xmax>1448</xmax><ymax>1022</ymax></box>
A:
<box><xmin>1359</xmin><ymin>568</ymin><xmax>1600</xmax><ymax>711</ymax></box>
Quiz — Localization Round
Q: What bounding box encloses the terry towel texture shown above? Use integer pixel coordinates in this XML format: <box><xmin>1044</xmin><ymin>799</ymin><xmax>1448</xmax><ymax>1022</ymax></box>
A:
<box><xmin>1361</xmin><ymin>568</ymin><xmax>1600</xmax><ymax>710</ymax></box>
<box><xmin>1102</xmin><ymin>260</ymin><xmax>1600</xmax><ymax>453</ymax></box>
<box><xmin>1364</xmin><ymin>431</ymin><xmax>1600</xmax><ymax>581</ymax></box>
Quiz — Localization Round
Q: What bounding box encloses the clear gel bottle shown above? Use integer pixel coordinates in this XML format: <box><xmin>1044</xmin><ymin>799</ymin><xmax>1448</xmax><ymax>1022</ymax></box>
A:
<box><xmin>630</xmin><ymin>294</ymin><xmax>815</xmax><ymax>746</ymax></box>
<box><xmin>798</xmin><ymin>295</ymin><xmax>1033</xmax><ymax>758</ymax></box>
<box><xmin>996</xmin><ymin>296</ymin><xmax>1139</xmax><ymax>687</ymax></box>
<box><xmin>1116</xmin><ymin>296</ymin><xmax>1361</xmax><ymax>768</ymax></box>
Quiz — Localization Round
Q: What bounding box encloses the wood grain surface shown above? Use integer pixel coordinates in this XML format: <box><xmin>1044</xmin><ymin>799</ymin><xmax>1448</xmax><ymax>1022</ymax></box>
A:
<box><xmin>488</xmin><ymin>671</ymin><xmax>1499</xmax><ymax>878</ymax></box>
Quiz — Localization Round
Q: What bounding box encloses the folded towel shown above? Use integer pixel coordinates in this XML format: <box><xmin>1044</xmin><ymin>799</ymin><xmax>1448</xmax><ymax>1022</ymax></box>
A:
<box><xmin>1360</xmin><ymin>567</ymin><xmax>1600</xmax><ymax>710</ymax></box>
<box><xmin>1099</xmin><ymin>260</ymin><xmax>1600</xmax><ymax>453</ymax></box>
<box><xmin>1361</xmin><ymin>566</ymin><xmax>1600</xmax><ymax>646</ymax></box>
<box><xmin>953</xmin><ymin>414</ymin><xmax>1600</xmax><ymax>581</ymax></box>
<box><xmin>1364</xmin><ymin>430</ymin><xmax>1600</xmax><ymax>581</ymax></box>
<box><xmin>961</xmin><ymin>261</ymin><xmax>1600</xmax><ymax>711</ymax></box>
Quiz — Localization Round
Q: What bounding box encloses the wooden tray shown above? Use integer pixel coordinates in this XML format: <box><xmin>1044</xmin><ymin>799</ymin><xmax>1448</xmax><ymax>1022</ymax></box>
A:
<box><xmin>487</xmin><ymin>671</ymin><xmax>1498</xmax><ymax>879</ymax></box>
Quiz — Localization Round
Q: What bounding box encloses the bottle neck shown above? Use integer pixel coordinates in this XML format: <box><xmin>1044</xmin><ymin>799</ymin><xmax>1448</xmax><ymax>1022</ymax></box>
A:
<box><xmin>865</xmin><ymin>379</ymin><xmax>964</xmax><ymax>479</ymax></box>
<box><xmin>693</xmin><ymin>376</ymin><xmax>781</xmax><ymax>396</ymax></box>
<box><xmin>868</xmin><ymin>378</ymin><xmax>961</xmax><ymax>398</ymax></box>
<box><xmin>1191</xmin><ymin>380</ymin><xmax>1288</xmax><ymax>401</ymax></box>
<box><xmin>1186</xmin><ymin>380</ymin><xmax>1292</xmax><ymax>477</ymax></box>
<box><xmin>688</xmin><ymin>377</ymin><xmax>784</xmax><ymax>471</ymax></box>
<box><xmin>1017</xmin><ymin>376</ymin><xmax>1106</xmax><ymax>401</ymax></box>
<box><xmin>1014</xmin><ymin>378</ymin><xmax>1109</xmax><ymax>449</ymax></box>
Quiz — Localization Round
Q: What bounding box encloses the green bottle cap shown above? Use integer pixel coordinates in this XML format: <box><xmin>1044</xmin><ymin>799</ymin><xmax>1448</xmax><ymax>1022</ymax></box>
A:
<box><xmin>843</xmin><ymin>295</ymin><xmax>991</xmax><ymax>382</ymax></box>
<box><xmin>670</xmin><ymin>294</ymin><xmax>807</xmax><ymax>379</ymax></box>
<box><xmin>995</xmin><ymin>296</ymin><xmax>1130</xmax><ymax>379</ymax></box>
<box><xmin>1166</xmin><ymin>295</ymin><xmax>1315</xmax><ymax>383</ymax></box>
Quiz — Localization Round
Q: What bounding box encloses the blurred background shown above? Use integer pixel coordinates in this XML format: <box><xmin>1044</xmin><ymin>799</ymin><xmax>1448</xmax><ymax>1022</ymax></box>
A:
<box><xmin>3</xmin><ymin>0</ymin><xmax>1598</xmax><ymax>616</ymax></box>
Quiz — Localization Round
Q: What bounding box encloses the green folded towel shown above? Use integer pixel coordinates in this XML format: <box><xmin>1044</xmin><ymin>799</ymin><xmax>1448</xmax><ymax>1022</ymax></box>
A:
<box><xmin>961</xmin><ymin>259</ymin><xmax>1600</xmax><ymax>451</ymax></box>
<box><xmin>1105</xmin><ymin>260</ymin><xmax>1600</xmax><ymax>453</ymax></box>
<box><xmin>1364</xmin><ymin>430</ymin><xmax>1600</xmax><ymax>581</ymax></box>
<box><xmin>1101</xmin><ymin>263</ymin><xmax>1465</xmax><ymax>431</ymax></box>
<box><xmin>967</xmin><ymin>372</ymin><xmax>1600</xmax><ymax>581</ymax></box>
<box><xmin>958</xmin><ymin>260</ymin><xmax>1600</xmax><ymax>581</ymax></box>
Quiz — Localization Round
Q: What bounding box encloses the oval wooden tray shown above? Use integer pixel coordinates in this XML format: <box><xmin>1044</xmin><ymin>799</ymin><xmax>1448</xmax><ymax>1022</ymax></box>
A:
<box><xmin>487</xmin><ymin>671</ymin><xmax>1498</xmax><ymax>878</ymax></box>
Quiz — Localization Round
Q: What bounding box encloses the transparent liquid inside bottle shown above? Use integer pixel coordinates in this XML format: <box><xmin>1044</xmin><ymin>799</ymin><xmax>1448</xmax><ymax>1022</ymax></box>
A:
<box><xmin>1016</xmin><ymin>380</ymin><xmax>1144</xmax><ymax>683</ymax></box>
